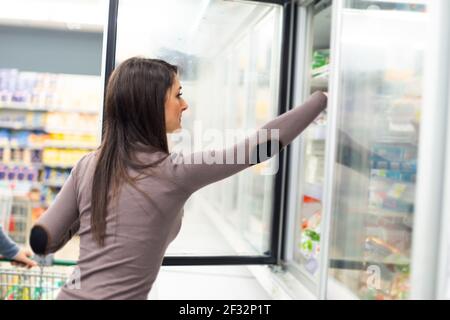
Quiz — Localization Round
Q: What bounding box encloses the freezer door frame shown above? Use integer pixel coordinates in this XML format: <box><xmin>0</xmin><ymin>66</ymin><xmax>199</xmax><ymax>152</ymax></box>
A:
<box><xmin>423</xmin><ymin>0</ymin><xmax>450</xmax><ymax>300</ymax></box>
<box><xmin>283</xmin><ymin>0</ymin><xmax>331</xmax><ymax>298</ymax></box>
<box><xmin>317</xmin><ymin>0</ymin><xmax>343</xmax><ymax>300</ymax></box>
<box><xmin>101</xmin><ymin>0</ymin><xmax>297</xmax><ymax>266</ymax></box>
<box><xmin>320</xmin><ymin>0</ymin><xmax>450</xmax><ymax>300</ymax></box>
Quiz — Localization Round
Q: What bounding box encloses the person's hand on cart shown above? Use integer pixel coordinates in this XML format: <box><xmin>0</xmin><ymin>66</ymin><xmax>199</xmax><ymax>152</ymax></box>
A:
<box><xmin>11</xmin><ymin>248</ymin><xmax>37</xmax><ymax>268</ymax></box>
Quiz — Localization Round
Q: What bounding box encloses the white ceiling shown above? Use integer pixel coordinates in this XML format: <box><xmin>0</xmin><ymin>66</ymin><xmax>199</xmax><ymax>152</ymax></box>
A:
<box><xmin>0</xmin><ymin>0</ymin><xmax>105</xmax><ymax>32</ymax></box>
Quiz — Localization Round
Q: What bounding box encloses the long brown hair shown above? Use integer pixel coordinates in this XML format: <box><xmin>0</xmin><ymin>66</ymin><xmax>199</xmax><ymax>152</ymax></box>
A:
<box><xmin>91</xmin><ymin>57</ymin><xmax>178</xmax><ymax>246</ymax></box>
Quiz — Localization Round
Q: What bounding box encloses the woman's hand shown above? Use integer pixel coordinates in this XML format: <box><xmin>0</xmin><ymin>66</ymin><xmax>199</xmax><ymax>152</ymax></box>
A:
<box><xmin>11</xmin><ymin>248</ymin><xmax>37</xmax><ymax>268</ymax></box>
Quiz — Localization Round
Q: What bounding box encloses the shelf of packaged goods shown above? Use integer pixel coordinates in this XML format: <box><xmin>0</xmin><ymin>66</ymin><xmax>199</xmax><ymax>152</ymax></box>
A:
<box><xmin>42</xmin><ymin>181</ymin><xmax>64</xmax><ymax>188</ymax></box>
<box><xmin>0</xmin><ymin>105</ymin><xmax>47</xmax><ymax>112</ymax></box>
<box><xmin>43</xmin><ymin>143</ymin><xmax>98</xmax><ymax>150</ymax></box>
<box><xmin>44</xmin><ymin>128</ymin><xmax>97</xmax><ymax>135</ymax></box>
<box><xmin>0</xmin><ymin>143</ymin><xmax>97</xmax><ymax>150</ymax></box>
<box><xmin>0</xmin><ymin>122</ymin><xmax>46</xmax><ymax>131</ymax></box>
<box><xmin>367</xmin><ymin>207</ymin><xmax>414</xmax><ymax>227</ymax></box>
<box><xmin>311</xmin><ymin>65</ymin><xmax>329</xmax><ymax>77</ymax></box>
<box><xmin>310</xmin><ymin>65</ymin><xmax>329</xmax><ymax>92</ymax></box>
<box><xmin>0</xmin><ymin>144</ymin><xmax>44</xmax><ymax>150</ymax></box>
<box><xmin>303</xmin><ymin>182</ymin><xmax>323</xmax><ymax>201</ymax></box>
<box><xmin>1</xmin><ymin>162</ymin><xmax>43</xmax><ymax>168</ymax></box>
<box><xmin>329</xmin><ymin>257</ymin><xmax>410</xmax><ymax>272</ymax></box>
<box><xmin>43</xmin><ymin>163</ymin><xmax>74</xmax><ymax>169</ymax></box>
<box><xmin>0</xmin><ymin>103</ymin><xmax>99</xmax><ymax>114</ymax></box>
<box><xmin>47</xmin><ymin>108</ymin><xmax>99</xmax><ymax>115</ymax></box>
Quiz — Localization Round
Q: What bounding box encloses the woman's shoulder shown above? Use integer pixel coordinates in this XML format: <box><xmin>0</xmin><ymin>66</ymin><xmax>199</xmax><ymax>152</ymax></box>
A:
<box><xmin>77</xmin><ymin>150</ymin><xmax>98</xmax><ymax>167</ymax></box>
<box><xmin>71</xmin><ymin>150</ymin><xmax>98</xmax><ymax>178</ymax></box>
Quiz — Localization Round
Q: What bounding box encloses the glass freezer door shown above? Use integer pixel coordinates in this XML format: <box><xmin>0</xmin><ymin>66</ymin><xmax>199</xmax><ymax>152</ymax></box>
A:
<box><xmin>103</xmin><ymin>0</ymin><xmax>289</xmax><ymax>265</ymax></box>
<box><xmin>324</xmin><ymin>0</ymin><xmax>428</xmax><ymax>299</ymax></box>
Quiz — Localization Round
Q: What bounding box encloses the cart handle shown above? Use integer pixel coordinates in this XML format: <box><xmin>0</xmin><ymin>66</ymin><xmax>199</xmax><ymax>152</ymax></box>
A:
<box><xmin>0</xmin><ymin>256</ymin><xmax>77</xmax><ymax>267</ymax></box>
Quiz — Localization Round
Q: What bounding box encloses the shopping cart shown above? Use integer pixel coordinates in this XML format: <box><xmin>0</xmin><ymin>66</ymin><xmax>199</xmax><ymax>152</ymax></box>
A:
<box><xmin>0</xmin><ymin>256</ymin><xmax>76</xmax><ymax>300</ymax></box>
<box><xmin>0</xmin><ymin>189</ymin><xmax>34</xmax><ymax>246</ymax></box>
<box><xmin>0</xmin><ymin>188</ymin><xmax>13</xmax><ymax>233</ymax></box>
<box><xmin>7</xmin><ymin>196</ymin><xmax>33</xmax><ymax>246</ymax></box>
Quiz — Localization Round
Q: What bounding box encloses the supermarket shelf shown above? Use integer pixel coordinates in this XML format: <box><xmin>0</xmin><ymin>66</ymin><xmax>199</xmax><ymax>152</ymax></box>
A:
<box><xmin>374</xmin><ymin>137</ymin><xmax>419</xmax><ymax>146</ymax></box>
<box><xmin>0</xmin><ymin>122</ymin><xmax>45</xmax><ymax>131</ymax></box>
<box><xmin>44</xmin><ymin>128</ymin><xmax>97</xmax><ymax>135</ymax></box>
<box><xmin>0</xmin><ymin>143</ymin><xmax>97</xmax><ymax>150</ymax></box>
<box><xmin>0</xmin><ymin>103</ymin><xmax>99</xmax><ymax>114</ymax></box>
<box><xmin>0</xmin><ymin>144</ymin><xmax>44</xmax><ymax>150</ymax></box>
<box><xmin>43</xmin><ymin>142</ymin><xmax>98</xmax><ymax>150</ymax></box>
<box><xmin>1</xmin><ymin>162</ymin><xmax>43</xmax><ymax>168</ymax></box>
<box><xmin>303</xmin><ymin>182</ymin><xmax>323</xmax><ymax>201</ymax></box>
<box><xmin>329</xmin><ymin>258</ymin><xmax>409</xmax><ymax>271</ymax></box>
<box><xmin>0</xmin><ymin>103</ymin><xmax>47</xmax><ymax>112</ymax></box>
<box><xmin>367</xmin><ymin>206</ymin><xmax>414</xmax><ymax>223</ymax></box>
<box><xmin>311</xmin><ymin>65</ymin><xmax>329</xmax><ymax>91</ymax></box>
<box><xmin>0</xmin><ymin>123</ymin><xmax>97</xmax><ymax>135</ymax></box>
<box><xmin>47</xmin><ymin>108</ymin><xmax>99</xmax><ymax>115</ymax></box>
<box><xmin>43</xmin><ymin>163</ymin><xmax>74</xmax><ymax>169</ymax></box>
<box><xmin>42</xmin><ymin>181</ymin><xmax>64</xmax><ymax>188</ymax></box>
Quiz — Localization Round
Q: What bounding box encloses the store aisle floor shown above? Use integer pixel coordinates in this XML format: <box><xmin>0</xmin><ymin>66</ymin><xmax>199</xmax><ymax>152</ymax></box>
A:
<box><xmin>151</xmin><ymin>266</ymin><xmax>271</xmax><ymax>300</ymax></box>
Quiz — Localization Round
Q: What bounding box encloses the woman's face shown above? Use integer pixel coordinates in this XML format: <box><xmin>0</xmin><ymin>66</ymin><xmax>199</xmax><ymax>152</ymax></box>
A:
<box><xmin>165</xmin><ymin>74</ymin><xmax>188</xmax><ymax>133</ymax></box>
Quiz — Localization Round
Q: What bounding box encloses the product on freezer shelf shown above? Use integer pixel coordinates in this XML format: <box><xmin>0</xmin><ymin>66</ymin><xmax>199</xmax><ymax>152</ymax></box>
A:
<box><xmin>304</xmin><ymin>156</ymin><xmax>324</xmax><ymax>185</ymax></box>
<box><xmin>365</xmin><ymin>236</ymin><xmax>402</xmax><ymax>257</ymax></box>
<box><xmin>306</xmin><ymin>139</ymin><xmax>325</xmax><ymax>156</ymax></box>
<box><xmin>370</xmin><ymin>158</ymin><xmax>417</xmax><ymax>172</ymax></box>
<box><xmin>356</xmin><ymin>1</ymin><xmax>425</xmax><ymax>12</ymax></box>
<box><xmin>369</xmin><ymin>178</ymin><xmax>415</xmax><ymax>214</ymax></box>
<box><xmin>310</xmin><ymin>50</ymin><xmax>330</xmax><ymax>93</ymax></box>
<box><xmin>370</xmin><ymin>169</ymin><xmax>416</xmax><ymax>183</ymax></box>
<box><xmin>304</xmin><ymin>129</ymin><xmax>325</xmax><ymax>184</ymax></box>
<box><xmin>297</xmin><ymin>196</ymin><xmax>322</xmax><ymax>275</ymax></box>
<box><xmin>362</xmin><ymin>140</ymin><xmax>416</xmax><ymax>299</ymax></box>
<box><xmin>312</xmin><ymin>50</ymin><xmax>330</xmax><ymax>71</ymax></box>
<box><xmin>371</xmin><ymin>143</ymin><xmax>417</xmax><ymax>162</ymax></box>
<box><xmin>360</xmin><ymin>249</ymin><xmax>410</xmax><ymax>300</ymax></box>
<box><xmin>387</xmin><ymin>97</ymin><xmax>421</xmax><ymax>124</ymax></box>
<box><xmin>369</xmin><ymin>142</ymin><xmax>417</xmax><ymax>214</ymax></box>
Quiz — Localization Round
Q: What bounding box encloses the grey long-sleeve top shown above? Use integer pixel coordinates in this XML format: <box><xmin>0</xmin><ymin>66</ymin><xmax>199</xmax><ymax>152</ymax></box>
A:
<box><xmin>33</xmin><ymin>91</ymin><xmax>327</xmax><ymax>300</ymax></box>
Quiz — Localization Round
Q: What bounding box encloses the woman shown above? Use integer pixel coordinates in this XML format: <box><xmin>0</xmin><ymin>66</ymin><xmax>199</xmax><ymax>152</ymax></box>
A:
<box><xmin>30</xmin><ymin>57</ymin><xmax>327</xmax><ymax>299</ymax></box>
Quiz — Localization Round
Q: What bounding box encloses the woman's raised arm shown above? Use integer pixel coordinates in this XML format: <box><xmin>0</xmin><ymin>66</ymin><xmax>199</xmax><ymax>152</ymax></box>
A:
<box><xmin>170</xmin><ymin>91</ymin><xmax>328</xmax><ymax>193</ymax></box>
